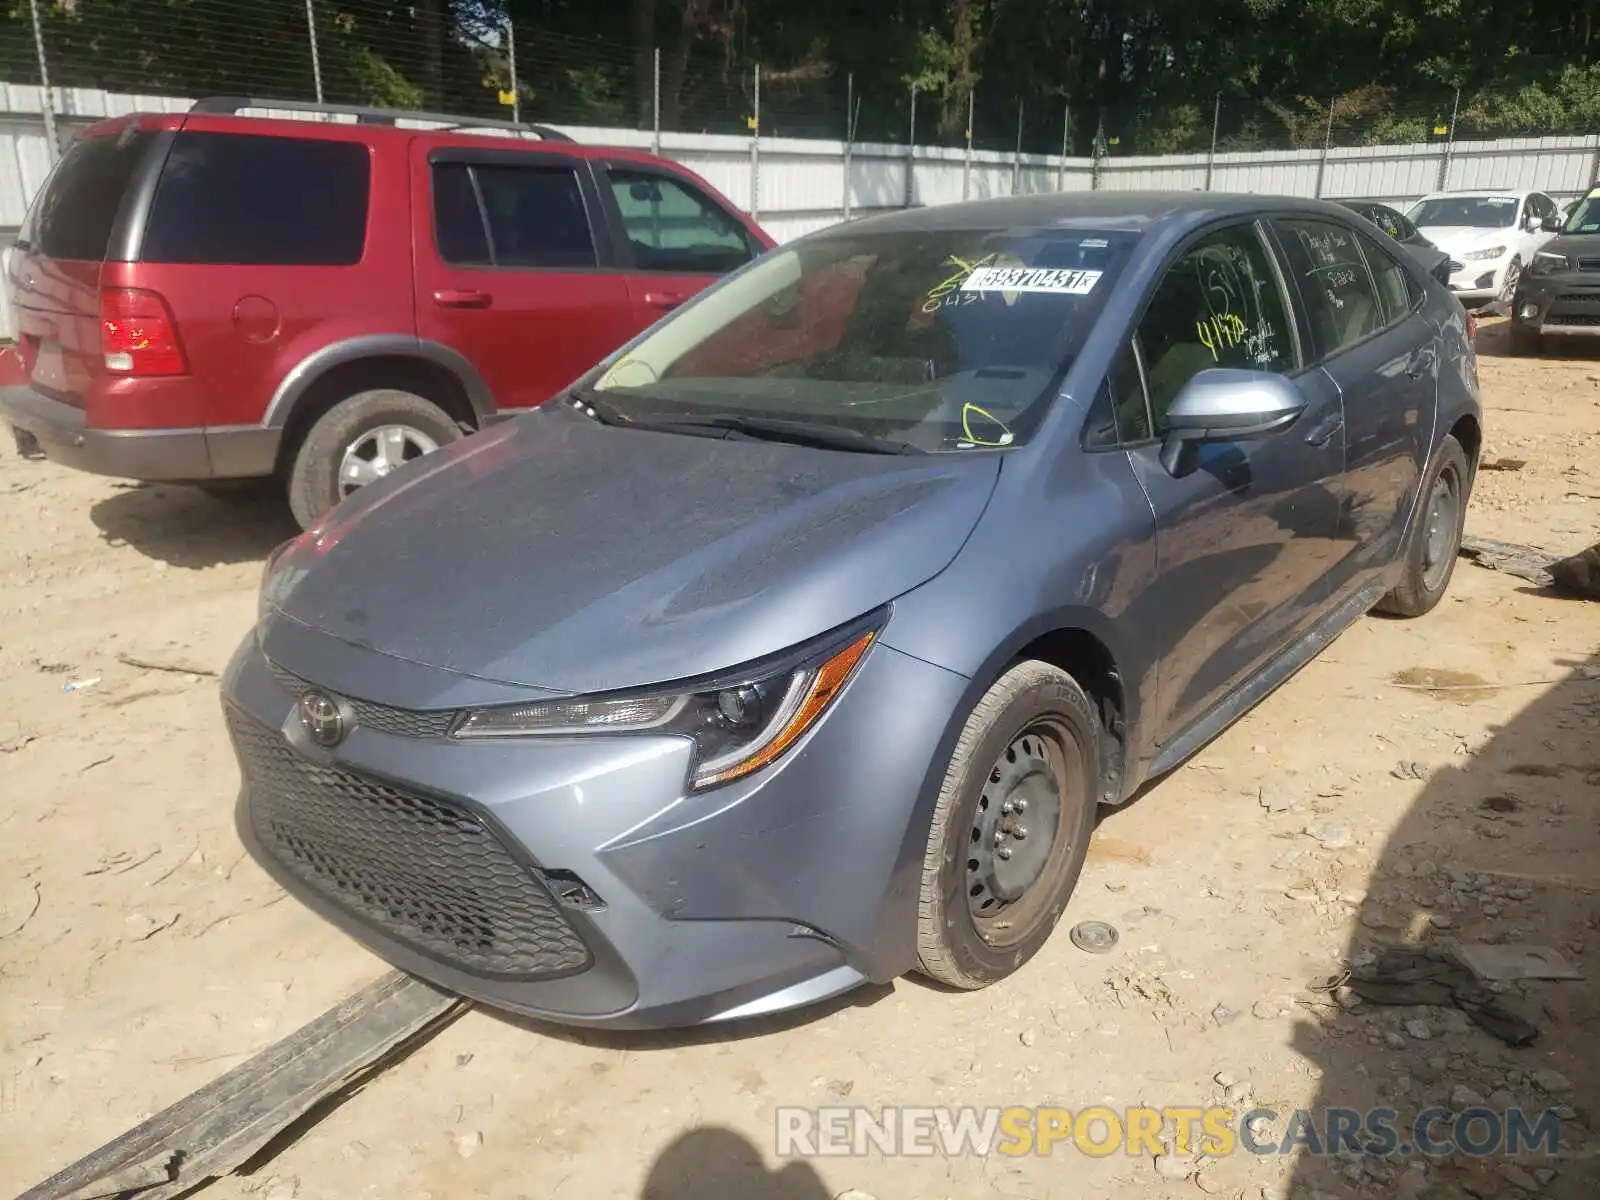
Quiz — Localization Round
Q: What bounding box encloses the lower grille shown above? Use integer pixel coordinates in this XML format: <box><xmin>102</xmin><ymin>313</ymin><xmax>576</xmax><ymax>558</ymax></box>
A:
<box><xmin>1553</xmin><ymin>294</ymin><xmax>1600</xmax><ymax>305</ymax></box>
<box><xmin>1547</xmin><ymin>313</ymin><xmax>1600</xmax><ymax>327</ymax></box>
<box><xmin>1577</xmin><ymin>258</ymin><xmax>1600</xmax><ymax>272</ymax></box>
<box><xmin>229</xmin><ymin>709</ymin><xmax>591</xmax><ymax>978</ymax></box>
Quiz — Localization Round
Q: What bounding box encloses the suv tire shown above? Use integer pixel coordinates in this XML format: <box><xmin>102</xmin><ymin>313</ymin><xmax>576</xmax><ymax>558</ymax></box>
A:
<box><xmin>914</xmin><ymin>660</ymin><xmax>1101</xmax><ymax>990</ymax></box>
<box><xmin>287</xmin><ymin>388</ymin><xmax>461</xmax><ymax>529</ymax></box>
<box><xmin>1507</xmin><ymin>323</ymin><xmax>1543</xmax><ymax>356</ymax></box>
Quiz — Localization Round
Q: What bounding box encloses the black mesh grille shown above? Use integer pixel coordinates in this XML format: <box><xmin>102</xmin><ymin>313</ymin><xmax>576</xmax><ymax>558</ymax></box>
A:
<box><xmin>230</xmin><ymin>709</ymin><xmax>591</xmax><ymax>978</ymax></box>
<box><xmin>267</xmin><ymin>660</ymin><xmax>458</xmax><ymax>739</ymax></box>
<box><xmin>1577</xmin><ymin>258</ymin><xmax>1600</xmax><ymax>272</ymax></box>
<box><xmin>1553</xmin><ymin>294</ymin><xmax>1600</xmax><ymax>305</ymax></box>
<box><xmin>1547</xmin><ymin>313</ymin><xmax>1600</xmax><ymax>327</ymax></box>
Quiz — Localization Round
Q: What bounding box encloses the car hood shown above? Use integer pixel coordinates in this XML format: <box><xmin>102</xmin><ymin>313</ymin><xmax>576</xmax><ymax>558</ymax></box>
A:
<box><xmin>1545</xmin><ymin>232</ymin><xmax>1600</xmax><ymax>259</ymax></box>
<box><xmin>1415</xmin><ymin>225</ymin><xmax>1515</xmax><ymax>255</ymax></box>
<box><xmin>264</xmin><ymin>407</ymin><xmax>1002</xmax><ymax>694</ymax></box>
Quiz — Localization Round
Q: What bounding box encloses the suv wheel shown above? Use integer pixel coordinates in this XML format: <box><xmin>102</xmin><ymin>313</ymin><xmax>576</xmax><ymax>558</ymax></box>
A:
<box><xmin>914</xmin><ymin>660</ymin><xmax>1101</xmax><ymax>990</ymax></box>
<box><xmin>287</xmin><ymin>388</ymin><xmax>461</xmax><ymax>529</ymax></box>
<box><xmin>1508</xmin><ymin>323</ymin><xmax>1543</xmax><ymax>356</ymax></box>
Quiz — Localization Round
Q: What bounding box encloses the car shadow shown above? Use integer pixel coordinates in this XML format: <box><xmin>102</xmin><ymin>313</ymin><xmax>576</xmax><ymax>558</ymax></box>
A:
<box><xmin>1284</xmin><ymin>646</ymin><xmax>1600</xmax><ymax>1199</ymax></box>
<box><xmin>639</xmin><ymin>1127</ymin><xmax>832</xmax><ymax>1199</ymax></box>
<box><xmin>1474</xmin><ymin>315</ymin><xmax>1600</xmax><ymax>361</ymax></box>
<box><xmin>90</xmin><ymin>482</ymin><xmax>298</xmax><ymax>568</ymax></box>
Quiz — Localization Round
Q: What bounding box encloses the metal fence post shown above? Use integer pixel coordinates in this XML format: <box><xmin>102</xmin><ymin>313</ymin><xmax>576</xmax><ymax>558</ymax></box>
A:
<box><xmin>962</xmin><ymin>89</ymin><xmax>974</xmax><ymax>201</ymax></box>
<box><xmin>304</xmin><ymin>0</ymin><xmax>325</xmax><ymax>103</ymax></box>
<box><xmin>1437</xmin><ymin>87</ymin><xmax>1461</xmax><ymax>192</ymax></box>
<box><xmin>506</xmin><ymin>19</ymin><xmax>520</xmax><ymax>124</ymax></box>
<box><xmin>1011</xmin><ymin>100</ymin><xmax>1023</xmax><ymax>193</ymax></box>
<box><xmin>749</xmin><ymin>65</ymin><xmax>761</xmax><ymax>222</ymax></box>
<box><xmin>843</xmin><ymin>73</ymin><xmax>854</xmax><ymax>222</ymax></box>
<box><xmin>904</xmin><ymin>85</ymin><xmax>917</xmax><ymax>209</ymax></box>
<box><xmin>651</xmin><ymin>47</ymin><xmax>662</xmax><ymax>153</ymax></box>
<box><xmin>1314</xmin><ymin>95</ymin><xmax>1335</xmax><ymax>197</ymax></box>
<box><xmin>25</xmin><ymin>0</ymin><xmax>57</xmax><ymax>162</ymax></box>
<box><xmin>1204</xmin><ymin>93</ymin><xmax>1220</xmax><ymax>191</ymax></box>
<box><xmin>1056</xmin><ymin>103</ymin><xmax>1069</xmax><ymax>191</ymax></box>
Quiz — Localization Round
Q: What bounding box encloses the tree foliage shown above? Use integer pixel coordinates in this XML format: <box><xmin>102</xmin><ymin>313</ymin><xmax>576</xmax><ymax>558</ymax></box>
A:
<box><xmin>0</xmin><ymin>0</ymin><xmax>1595</xmax><ymax>151</ymax></box>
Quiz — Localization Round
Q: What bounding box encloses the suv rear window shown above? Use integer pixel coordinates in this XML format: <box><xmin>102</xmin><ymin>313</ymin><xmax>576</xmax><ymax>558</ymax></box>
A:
<box><xmin>20</xmin><ymin>130</ymin><xmax>152</xmax><ymax>261</ymax></box>
<box><xmin>141</xmin><ymin>132</ymin><xmax>370</xmax><ymax>266</ymax></box>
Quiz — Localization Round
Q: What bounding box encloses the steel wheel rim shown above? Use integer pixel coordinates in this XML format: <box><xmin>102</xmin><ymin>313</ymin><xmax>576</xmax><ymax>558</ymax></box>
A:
<box><xmin>338</xmin><ymin>425</ymin><xmax>439</xmax><ymax>497</ymax></box>
<box><xmin>1420</xmin><ymin>464</ymin><xmax>1461</xmax><ymax>591</ymax></box>
<box><xmin>966</xmin><ymin>718</ymin><xmax>1082</xmax><ymax>947</ymax></box>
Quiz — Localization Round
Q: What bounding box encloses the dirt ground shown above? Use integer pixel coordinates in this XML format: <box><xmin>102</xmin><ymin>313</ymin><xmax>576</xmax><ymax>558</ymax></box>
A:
<box><xmin>2</xmin><ymin>322</ymin><xmax>1598</xmax><ymax>1200</ymax></box>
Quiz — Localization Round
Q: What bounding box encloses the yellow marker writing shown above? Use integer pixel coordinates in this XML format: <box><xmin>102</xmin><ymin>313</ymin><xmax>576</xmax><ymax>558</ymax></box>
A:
<box><xmin>961</xmin><ymin>402</ymin><xmax>1012</xmax><ymax>446</ymax></box>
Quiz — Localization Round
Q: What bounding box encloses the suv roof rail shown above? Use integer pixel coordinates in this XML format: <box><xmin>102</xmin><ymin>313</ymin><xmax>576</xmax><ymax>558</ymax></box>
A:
<box><xmin>187</xmin><ymin>96</ymin><xmax>576</xmax><ymax>142</ymax></box>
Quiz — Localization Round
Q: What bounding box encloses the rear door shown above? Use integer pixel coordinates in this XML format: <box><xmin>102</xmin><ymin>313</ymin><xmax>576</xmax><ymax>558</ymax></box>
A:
<box><xmin>1271</xmin><ymin>216</ymin><xmax>1437</xmax><ymax>602</ymax></box>
<box><xmin>411</xmin><ymin>144</ymin><xmax>636</xmax><ymax>413</ymax></box>
<box><xmin>8</xmin><ymin>125</ymin><xmax>156</xmax><ymax>407</ymax></box>
<box><xmin>592</xmin><ymin>162</ymin><xmax>764</xmax><ymax>325</ymax></box>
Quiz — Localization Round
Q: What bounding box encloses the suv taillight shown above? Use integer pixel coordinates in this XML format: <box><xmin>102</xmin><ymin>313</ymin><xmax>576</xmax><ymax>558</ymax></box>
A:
<box><xmin>100</xmin><ymin>287</ymin><xmax>185</xmax><ymax>376</ymax></box>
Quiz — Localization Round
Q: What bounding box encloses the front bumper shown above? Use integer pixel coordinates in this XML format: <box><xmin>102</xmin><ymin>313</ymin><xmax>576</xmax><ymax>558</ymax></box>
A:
<box><xmin>1446</xmin><ymin>257</ymin><xmax>1508</xmax><ymax>302</ymax></box>
<box><xmin>223</xmin><ymin>620</ymin><xmax>969</xmax><ymax>1029</ymax></box>
<box><xmin>1511</xmin><ymin>272</ymin><xmax>1600</xmax><ymax>337</ymax></box>
<box><xmin>0</xmin><ymin>385</ymin><xmax>280</xmax><ymax>481</ymax></box>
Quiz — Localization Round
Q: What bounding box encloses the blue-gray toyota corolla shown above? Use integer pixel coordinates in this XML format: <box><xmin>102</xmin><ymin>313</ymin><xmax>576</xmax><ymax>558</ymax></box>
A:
<box><xmin>227</xmin><ymin>192</ymin><xmax>1481</xmax><ymax>1029</ymax></box>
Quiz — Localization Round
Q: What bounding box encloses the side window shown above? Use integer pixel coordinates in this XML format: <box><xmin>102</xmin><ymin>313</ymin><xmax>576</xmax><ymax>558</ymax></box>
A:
<box><xmin>1084</xmin><ymin>344</ymin><xmax>1151</xmax><ymax>448</ymax></box>
<box><xmin>1392</xmin><ymin>210</ymin><xmax>1420</xmax><ymax>242</ymax></box>
<box><xmin>142</xmin><ymin>132</ymin><xmax>369</xmax><ymax>266</ymax></box>
<box><xmin>1359</xmin><ymin>234</ymin><xmax>1412</xmax><ymax>324</ymax></box>
<box><xmin>472</xmin><ymin>163</ymin><xmax>597</xmax><ymax>270</ymax></box>
<box><xmin>1134</xmin><ymin>224</ymin><xmax>1296</xmax><ymax>432</ymax></box>
<box><xmin>1369</xmin><ymin>206</ymin><xmax>1402</xmax><ymax>240</ymax></box>
<box><xmin>608</xmin><ymin>168</ymin><xmax>753</xmax><ymax>274</ymax></box>
<box><xmin>432</xmin><ymin>163</ymin><xmax>490</xmax><ymax>266</ymax></box>
<box><xmin>1274</xmin><ymin>218</ymin><xmax>1384</xmax><ymax>359</ymax></box>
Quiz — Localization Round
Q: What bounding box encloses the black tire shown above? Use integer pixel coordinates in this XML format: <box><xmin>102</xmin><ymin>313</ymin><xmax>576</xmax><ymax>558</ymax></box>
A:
<box><xmin>1508</xmin><ymin>323</ymin><xmax>1543</xmax><ymax>356</ymax></box>
<box><xmin>1375</xmin><ymin>435</ymin><xmax>1470</xmax><ymax>618</ymax></box>
<box><xmin>915</xmin><ymin>660</ymin><xmax>1102</xmax><ymax>990</ymax></box>
<box><xmin>286</xmin><ymin>389</ymin><xmax>462</xmax><ymax>530</ymax></box>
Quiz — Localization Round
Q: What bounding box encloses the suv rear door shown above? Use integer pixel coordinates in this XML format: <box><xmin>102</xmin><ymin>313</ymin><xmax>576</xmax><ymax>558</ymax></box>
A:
<box><xmin>9</xmin><ymin>124</ymin><xmax>155</xmax><ymax>407</ymax></box>
<box><xmin>593</xmin><ymin>161</ymin><xmax>765</xmax><ymax>325</ymax></box>
<box><xmin>412</xmin><ymin>143</ymin><xmax>635</xmax><ymax>413</ymax></box>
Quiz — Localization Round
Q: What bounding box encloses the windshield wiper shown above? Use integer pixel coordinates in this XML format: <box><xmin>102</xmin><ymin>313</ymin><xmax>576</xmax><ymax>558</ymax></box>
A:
<box><xmin>563</xmin><ymin>390</ymin><xmax>632</xmax><ymax>427</ymax></box>
<box><xmin>622</xmin><ymin>412</ymin><xmax>927</xmax><ymax>456</ymax></box>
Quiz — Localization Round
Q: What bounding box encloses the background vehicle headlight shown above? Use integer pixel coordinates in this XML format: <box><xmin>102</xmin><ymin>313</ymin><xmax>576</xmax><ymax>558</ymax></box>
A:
<box><xmin>451</xmin><ymin>613</ymin><xmax>884</xmax><ymax>790</ymax></box>
<box><xmin>1461</xmin><ymin>246</ymin><xmax>1506</xmax><ymax>262</ymax></box>
<box><xmin>1529</xmin><ymin>251</ymin><xmax>1572</xmax><ymax>276</ymax></box>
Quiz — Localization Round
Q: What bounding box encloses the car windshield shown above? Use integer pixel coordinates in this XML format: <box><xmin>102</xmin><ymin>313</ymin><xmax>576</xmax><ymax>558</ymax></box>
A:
<box><xmin>1407</xmin><ymin>196</ymin><xmax>1519</xmax><ymax>229</ymax></box>
<box><xmin>586</xmin><ymin>226</ymin><xmax>1136</xmax><ymax>452</ymax></box>
<box><xmin>1565</xmin><ymin>194</ymin><xmax>1600</xmax><ymax>235</ymax></box>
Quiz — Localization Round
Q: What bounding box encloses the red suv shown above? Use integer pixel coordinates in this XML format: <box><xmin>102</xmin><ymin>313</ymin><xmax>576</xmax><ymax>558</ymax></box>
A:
<box><xmin>1</xmin><ymin>97</ymin><xmax>774</xmax><ymax>527</ymax></box>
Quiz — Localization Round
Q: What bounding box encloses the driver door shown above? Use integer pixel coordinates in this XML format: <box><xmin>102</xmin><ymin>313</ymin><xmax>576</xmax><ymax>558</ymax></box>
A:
<box><xmin>1119</xmin><ymin>220</ymin><xmax>1347</xmax><ymax>746</ymax></box>
<box><xmin>599</xmin><ymin>163</ymin><xmax>761</xmax><ymax>329</ymax></box>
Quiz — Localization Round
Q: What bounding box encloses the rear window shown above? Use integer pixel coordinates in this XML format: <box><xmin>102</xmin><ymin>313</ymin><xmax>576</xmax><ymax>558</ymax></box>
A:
<box><xmin>141</xmin><ymin>132</ymin><xmax>370</xmax><ymax>266</ymax></box>
<box><xmin>20</xmin><ymin>130</ymin><xmax>152</xmax><ymax>261</ymax></box>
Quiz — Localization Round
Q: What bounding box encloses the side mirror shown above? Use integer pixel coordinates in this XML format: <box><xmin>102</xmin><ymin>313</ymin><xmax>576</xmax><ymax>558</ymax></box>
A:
<box><xmin>1159</xmin><ymin>368</ymin><xmax>1307</xmax><ymax>475</ymax></box>
<box><xmin>1541</xmin><ymin>214</ymin><xmax>1564</xmax><ymax>233</ymax></box>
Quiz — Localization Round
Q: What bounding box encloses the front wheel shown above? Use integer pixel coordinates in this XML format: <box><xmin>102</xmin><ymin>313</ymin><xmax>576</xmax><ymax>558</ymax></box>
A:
<box><xmin>1496</xmin><ymin>257</ymin><xmax>1522</xmax><ymax>308</ymax></box>
<box><xmin>1508</xmin><ymin>323</ymin><xmax>1543</xmax><ymax>356</ymax></box>
<box><xmin>914</xmin><ymin>660</ymin><xmax>1101</xmax><ymax>990</ymax></box>
<box><xmin>286</xmin><ymin>389</ymin><xmax>462</xmax><ymax>529</ymax></box>
<box><xmin>1375</xmin><ymin>435</ymin><xmax>1470</xmax><ymax>618</ymax></box>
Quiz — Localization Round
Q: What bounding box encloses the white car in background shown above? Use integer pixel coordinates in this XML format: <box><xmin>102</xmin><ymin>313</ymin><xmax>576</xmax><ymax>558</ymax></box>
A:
<box><xmin>1405</xmin><ymin>190</ymin><xmax>1563</xmax><ymax>306</ymax></box>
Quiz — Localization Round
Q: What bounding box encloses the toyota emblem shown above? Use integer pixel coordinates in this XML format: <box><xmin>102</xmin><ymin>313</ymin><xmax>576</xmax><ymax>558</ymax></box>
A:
<box><xmin>297</xmin><ymin>690</ymin><xmax>347</xmax><ymax>747</ymax></box>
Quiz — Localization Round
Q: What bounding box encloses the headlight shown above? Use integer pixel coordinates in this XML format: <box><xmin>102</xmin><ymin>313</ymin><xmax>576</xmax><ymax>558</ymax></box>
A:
<box><xmin>1461</xmin><ymin>246</ymin><xmax>1505</xmax><ymax>262</ymax></box>
<box><xmin>1529</xmin><ymin>251</ymin><xmax>1572</xmax><ymax>276</ymax></box>
<box><xmin>451</xmin><ymin>612</ymin><xmax>884</xmax><ymax>790</ymax></box>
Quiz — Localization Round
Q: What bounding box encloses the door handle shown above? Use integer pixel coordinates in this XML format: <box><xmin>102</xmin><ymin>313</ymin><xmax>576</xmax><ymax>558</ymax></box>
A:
<box><xmin>433</xmin><ymin>289</ymin><xmax>492</xmax><ymax>309</ymax></box>
<box><xmin>1405</xmin><ymin>347</ymin><xmax>1437</xmax><ymax>379</ymax></box>
<box><xmin>1304</xmin><ymin>413</ymin><xmax>1344</xmax><ymax>448</ymax></box>
<box><xmin>644</xmin><ymin>292</ymin><xmax>687</xmax><ymax>311</ymax></box>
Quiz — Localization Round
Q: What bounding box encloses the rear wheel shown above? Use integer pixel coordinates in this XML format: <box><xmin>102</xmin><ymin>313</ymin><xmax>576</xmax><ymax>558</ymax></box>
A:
<box><xmin>286</xmin><ymin>389</ymin><xmax>462</xmax><ymax>529</ymax></box>
<box><xmin>1375</xmin><ymin>435</ymin><xmax>1469</xmax><ymax>618</ymax></box>
<box><xmin>1496</xmin><ymin>257</ymin><xmax>1522</xmax><ymax>308</ymax></box>
<box><xmin>915</xmin><ymin>660</ymin><xmax>1101</xmax><ymax>990</ymax></box>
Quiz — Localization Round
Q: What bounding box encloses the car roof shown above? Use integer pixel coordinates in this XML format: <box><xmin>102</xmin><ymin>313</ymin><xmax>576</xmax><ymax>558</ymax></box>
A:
<box><xmin>76</xmin><ymin>109</ymin><xmax>675</xmax><ymax>167</ymax></box>
<box><xmin>819</xmin><ymin>191</ymin><xmax>1380</xmax><ymax>238</ymax></box>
